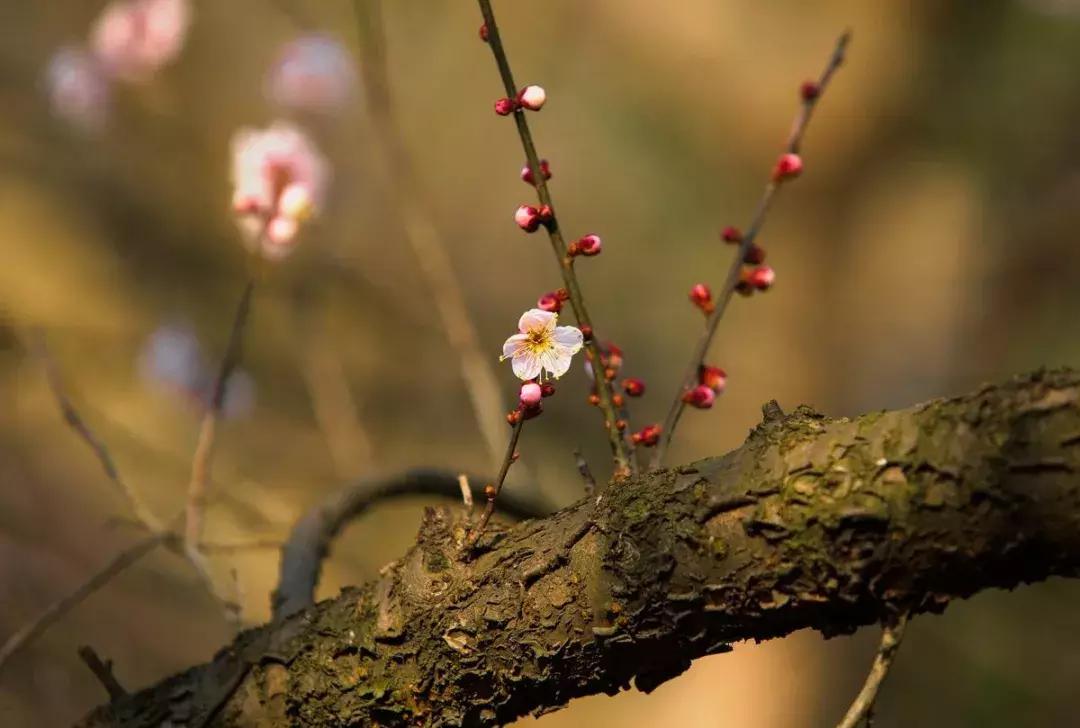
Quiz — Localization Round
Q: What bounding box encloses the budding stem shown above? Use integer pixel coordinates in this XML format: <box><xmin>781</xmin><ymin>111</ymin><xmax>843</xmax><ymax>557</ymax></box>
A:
<box><xmin>467</xmin><ymin>416</ymin><xmax>525</xmax><ymax>547</ymax></box>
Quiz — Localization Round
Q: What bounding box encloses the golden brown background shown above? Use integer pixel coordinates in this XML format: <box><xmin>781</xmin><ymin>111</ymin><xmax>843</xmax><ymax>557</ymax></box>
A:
<box><xmin>3</xmin><ymin>1</ymin><xmax>1080</xmax><ymax>726</ymax></box>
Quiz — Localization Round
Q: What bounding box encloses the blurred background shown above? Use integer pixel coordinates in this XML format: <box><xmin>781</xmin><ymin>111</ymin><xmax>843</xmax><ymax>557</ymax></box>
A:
<box><xmin>3</xmin><ymin>0</ymin><xmax>1080</xmax><ymax>725</ymax></box>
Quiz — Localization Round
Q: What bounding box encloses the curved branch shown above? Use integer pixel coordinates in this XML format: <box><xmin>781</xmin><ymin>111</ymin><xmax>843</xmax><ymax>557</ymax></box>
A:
<box><xmin>271</xmin><ymin>469</ymin><xmax>554</xmax><ymax>620</ymax></box>
<box><xmin>81</xmin><ymin>370</ymin><xmax>1080</xmax><ymax>727</ymax></box>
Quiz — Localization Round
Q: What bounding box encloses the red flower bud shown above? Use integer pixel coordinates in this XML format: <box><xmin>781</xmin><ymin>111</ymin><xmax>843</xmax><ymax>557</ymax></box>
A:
<box><xmin>748</xmin><ymin>265</ymin><xmax>775</xmax><ymax>291</ymax></box>
<box><xmin>537</xmin><ymin>204</ymin><xmax>554</xmax><ymax>222</ymax></box>
<box><xmin>721</xmin><ymin>226</ymin><xmax>742</xmax><ymax>244</ymax></box>
<box><xmin>603</xmin><ymin>342</ymin><xmax>623</xmax><ymax>371</ymax></box>
<box><xmin>743</xmin><ymin>244</ymin><xmax>766</xmax><ymax>265</ymax></box>
<box><xmin>520</xmin><ymin>159</ymin><xmax>552</xmax><ymax>186</ymax></box>
<box><xmin>772</xmin><ymin>153</ymin><xmax>803</xmax><ymax>182</ymax></box>
<box><xmin>540</xmin><ymin>383</ymin><xmax>556</xmax><ymax>397</ymax></box>
<box><xmin>514</xmin><ymin>204</ymin><xmax>541</xmax><ymax>232</ymax></box>
<box><xmin>699</xmin><ymin>365</ymin><xmax>727</xmax><ymax>393</ymax></box>
<box><xmin>554</xmin><ymin>288</ymin><xmax>570</xmax><ymax>301</ymax></box>
<box><xmin>800</xmin><ymin>80</ymin><xmax>821</xmax><ymax>101</ymax></box>
<box><xmin>494</xmin><ymin>97</ymin><xmax>516</xmax><ymax>116</ymax></box>
<box><xmin>615</xmin><ymin>418</ymin><xmax>627</xmax><ymax>431</ymax></box>
<box><xmin>575</xmin><ymin>234</ymin><xmax>602</xmax><ymax>257</ymax></box>
<box><xmin>682</xmin><ymin>384</ymin><xmax>716</xmax><ymax>409</ymax></box>
<box><xmin>521</xmin><ymin>401</ymin><xmax>543</xmax><ymax>419</ymax></box>
<box><xmin>622</xmin><ymin>377</ymin><xmax>646</xmax><ymax>397</ymax></box>
<box><xmin>689</xmin><ymin>283</ymin><xmax>714</xmax><ymax>313</ymax></box>
<box><xmin>631</xmin><ymin>423</ymin><xmax>662</xmax><ymax>447</ymax></box>
<box><xmin>479</xmin><ymin>23</ymin><xmax>490</xmax><ymax>43</ymax></box>
<box><xmin>612</xmin><ymin>393</ymin><xmax>625</xmax><ymax>408</ymax></box>
<box><xmin>587</xmin><ymin>393</ymin><xmax>601</xmax><ymax>406</ymax></box>
<box><xmin>506</xmin><ymin>409</ymin><xmax>522</xmax><ymax>425</ymax></box>
<box><xmin>580</xmin><ymin>324</ymin><xmax>593</xmax><ymax>341</ymax></box>
<box><xmin>537</xmin><ymin>292</ymin><xmax>562</xmax><ymax>312</ymax></box>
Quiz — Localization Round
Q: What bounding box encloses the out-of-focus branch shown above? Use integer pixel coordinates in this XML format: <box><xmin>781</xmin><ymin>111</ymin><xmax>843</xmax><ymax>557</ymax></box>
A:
<box><xmin>651</xmin><ymin>32</ymin><xmax>850</xmax><ymax>468</ymax></box>
<box><xmin>475</xmin><ymin>0</ymin><xmax>634</xmax><ymax>477</ymax></box>
<box><xmin>836</xmin><ymin>612</ymin><xmax>910</xmax><ymax>728</ymax></box>
<box><xmin>352</xmin><ymin>0</ymin><xmax>509</xmax><ymax>473</ymax></box>
<box><xmin>184</xmin><ymin>279</ymin><xmax>255</xmax><ymax>552</ymax></box>
<box><xmin>0</xmin><ymin>532</ymin><xmax>167</xmax><ymax>673</ymax></box>
<box><xmin>78</xmin><ymin>646</ymin><xmax>128</xmax><ymax>702</ymax></box>
<box><xmin>29</xmin><ymin>333</ymin><xmax>162</xmax><ymax>533</ymax></box>
<box><xmin>271</xmin><ymin>467</ymin><xmax>553</xmax><ymax>620</ymax></box>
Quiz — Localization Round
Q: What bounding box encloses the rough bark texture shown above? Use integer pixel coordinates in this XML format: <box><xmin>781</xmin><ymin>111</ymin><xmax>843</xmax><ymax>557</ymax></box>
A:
<box><xmin>80</xmin><ymin>369</ymin><xmax>1080</xmax><ymax>727</ymax></box>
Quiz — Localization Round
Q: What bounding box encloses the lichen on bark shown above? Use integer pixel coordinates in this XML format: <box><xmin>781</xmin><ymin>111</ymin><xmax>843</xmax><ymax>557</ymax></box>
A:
<box><xmin>80</xmin><ymin>369</ymin><xmax>1080</xmax><ymax>727</ymax></box>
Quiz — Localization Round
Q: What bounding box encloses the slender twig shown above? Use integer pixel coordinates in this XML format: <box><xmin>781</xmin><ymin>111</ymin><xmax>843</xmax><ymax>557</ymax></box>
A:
<box><xmin>467</xmin><ymin>417</ymin><xmax>524</xmax><ymax>546</ymax></box>
<box><xmin>77</xmin><ymin>646</ymin><xmax>128</xmax><ymax>701</ymax></box>
<box><xmin>353</xmin><ymin>0</ymin><xmax>509</xmax><ymax>473</ymax></box>
<box><xmin>476</xmin><ymin>0</ymin><xmax>633</xmax><ymax>477</ymax></box>
<box><xmin>200</xmin><ymin>538</ymin><xmax>282</xmax><ymax>554</ymax></box>
<box><xmin>0</xmin><ymin>532</ymin><xmax>167</xmax><ymax>673</ymax></box>
<box><xmin>573</xmin><ymin>448</ymin><xmax>597</xmax><ymax>496</ymax></box>
<box><xmin>184</xmin><ymin>279</ymin><xmax>255</xmax><ymax>552</ymax></box>
<box><xmin>29</xmin><ymin>333</ymin><xmax>163</xmax><ymax>533</ymax></box>
<box><xmin>651</xmin><ymin>31</ymin><xmax>850</xmax><ymax>468</ymax></box>
<box><xmin>836</xmin><ymin>611</ymin><xmax>909</xmax><ymax>728</ymax></box>
<box><xmin>457</xmin><ymin>473</ymin><xmax>475</xmax><ymax>518</ymax></box>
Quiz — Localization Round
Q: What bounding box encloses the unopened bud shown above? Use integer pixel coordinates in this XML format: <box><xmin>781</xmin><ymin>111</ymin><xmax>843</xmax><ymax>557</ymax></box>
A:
<box><xmin>494</xmin><ymin>97</ymin><xmax>516</xmax><ymax>116</ymax></box>
<box><xmin>800</xmin><ymin>80</ymin><xmax>821</xmax><ymax>101</ymax></box>
<box><xmin>631</xmin><ymin>423</ymin><xmax>662</xmax><ymax>447</ymax></box>
<box><xmin>699</xmin><ymin>365</ymin><xmax>727</xmax><ymax>393</ymax></box>
<box><xmin>612</xmin><ymin>393</ymin><xmax>624</xmax><ymax>408</ymax></box>
<box><xmin>748</xmin><ymin>265</ymin><xmax>775</xmax><ymax>291</ymax></box>
<box><xmin>540</xmin><ymin>383</ymin><xmax>556</xmax><ymax>397</ymax></box>
<box><xmin>517</xmin><ymin>84</ymin><xmax>547</xmax><ymax>111</ymax></box>
<box><xmin>622</xmin><ymin>377</ymin><xmax>646</xmax><ymax>397</ymax></box>
<box><xmin>555</xmin><ymin>288</ymin><xmax>570</xmax><ymax>301</ymax></box>
<box><xmin>743</xmin><ymin>244</ymin><xmax>766</xmax><ymax>265</ymax></box>
<box><xmin>615</xmin><ymin>418</ymin><xmax>627</xmax><ymax>431</ymax></box>
<box><xmin>520</xmin><ymin>159</ymin><xmax>552</xmax><ymax>186</ymax></box>
<box><xmin>772</xmin><ymin>153</ymin><xmax>803</xmax><ymax>182</ymax></box>
<box><xmin>537</xmin><ymin>292</ymin><xmax>562</xmax><ymax>312</ymax></box>
<box><xmin>721</xmin><ymin>226</ymin><xmax>742</xmax><ymax>243</ymax></box>
<box><xmin>484</xmin><ymin>483</ymin><xmax>497</xmax><ymax>499</ymax></box>
<box><xmin>689</xmin><ymin>283</ymin><xmax>714</xmax><ymax>313</ymax></box>
<box><xmin>479</xmin><ymin>23</ymin><xmax>490</xmax><ymax>43</ymax></box>
<box><xmin>580</xmin><ymin>324</ymin><xmax>593</xmax><ymax>341</ymax></box>
<box><xmin>682</xmin><ymin>384</ymin><xmax>716</xmax><ymax>409</ymax></box>
<box><xmin>587</xmin><ymin>393</ymin><xmax>600</xmax><ymax>406</ymax></box>
<box><xmin>506</xmin><ymin>409</ymin><xmax>522</xmax><ymax>425</ymax></box>
<box><xmin>519</xmin><ymin>381</ymin><xmax>542</xmax><ymax>407</ymax></box>
<box><xmin>514</xmin><ymin>204</ymin><xmax>541</xmax><ymax>232</ymax></box>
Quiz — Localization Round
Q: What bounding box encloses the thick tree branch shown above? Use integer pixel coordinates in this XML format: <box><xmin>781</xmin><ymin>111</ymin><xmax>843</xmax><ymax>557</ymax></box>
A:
<box><xmin>81</xmin><ymin>369</ymin><xmax>1080</xmax><ymax>727</ymax></box>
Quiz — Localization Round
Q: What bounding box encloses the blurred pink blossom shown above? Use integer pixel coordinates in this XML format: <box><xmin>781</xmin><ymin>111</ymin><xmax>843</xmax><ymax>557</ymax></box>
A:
<box><xmin>44</xmin><ymin>47</ymin><xmax>111</xmax><ymax>131</ymax></box>
<box><xmin>230</xmin><ymin>122</ymin><xmax>330</xmax><ymax>260</ymax></box>
<box><xmin>89</xmin><ymin>0</ymin><xmax>192</xmax><ymax>82</ymax></box>
<box><xmin>266</xmin><ymin>34</ymin><xmax>356</xmax><ymax>114</ymax></box>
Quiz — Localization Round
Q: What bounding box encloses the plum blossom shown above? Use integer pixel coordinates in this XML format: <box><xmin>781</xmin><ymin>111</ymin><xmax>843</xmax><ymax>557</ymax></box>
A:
<box><xmin>89</xmin><ymin>0</ymin><xmax>192</xmax><ymax>82</ymax></box>
<box><xmin>45</xmin><ymin>47</ymin><xmax>111</xmax><ymax>131</ymax></box>
<box><xmin>230</xmin><ymin>122</ymin><xmax>330</xmax><ymax>260</ymax></box>
<box><xmin>266</xmin><ymin>34</ymin><xmax>357</xmax><ymax>114</ymax></box>
<box><xmin>501</xmin><ymin>309</ymin><xmax>583</xmax><ymax>381</ymax></box>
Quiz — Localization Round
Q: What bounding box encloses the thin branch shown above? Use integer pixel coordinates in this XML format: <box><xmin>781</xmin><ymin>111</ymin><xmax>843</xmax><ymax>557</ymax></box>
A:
<box><xmin>573</xmin><ymin>448</ymin><xmax>596</xmax><ymax>496</ymax></box>
<box><xmin>200</xmin><ymin>538</ymin><xmax>282</xmax><ymax>555</ymax></box>
<box><xmin>466</xmin><ymin>417</ymin><xmax>524</xmax><ymax>546</ymax></box>
<box><xmin>352</xmin><ymin>0</ymin><xmax>509</xmax><ymax>473</ymax></box>
<box><xmin>836</xmin><ymin>611</ymin><xmax>910</xmax><ymax>728</ymax></box>
<box><xmin>78</xmin><ymin>646</ymin><xmax>128</xmax><ymax>701</ymax></box>
<box><xmin>0</xmin><ymin>532</ymin><xmax>166</xmax><ymax>673</ymax></box>
<box><xmin>184</xmin><ymin>279</ymin><xmax>255</xmax><ymax>552</ymax></box>
<box><xmin>476</xmin><ymin>0</ymin><xmax>633</xmax><ymax>477</ymax></box>
<box><xmin>651</xmin><ymin>31</ymin><xmax>850</xmax><ymax>468</ymax></box>
<box><xmin>29</xmin><ymin>333</ymin><xmax>163</xmax><ymax>533</ymax></box>
<box><xmin>457</xmin><ymin>473</ymin><xmax>475</xmax><ymax>518</ymax></box>
<box><xmin>272</xmin><ymin>467</ymin><xmax>552</xmax><ymax>620</ymax></box>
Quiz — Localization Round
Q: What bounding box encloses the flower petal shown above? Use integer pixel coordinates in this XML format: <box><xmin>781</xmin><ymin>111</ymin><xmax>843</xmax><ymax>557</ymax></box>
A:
<box><xmin>518</xmin><ymin>308</ymin><xmax>556</xmax><ymax>334</ymax></box>
<box><xmin>501</xmin><ymin>333</ymin><xmax>528</xmax><ymax>360</ymax></box>
<box><xmin>512</xmin><ymin>351</ymin><xmax>542</xmax><ymax>381</ymax></box>
<box><xmin>552</xmin><ymin>325</ymin><xmax>583</xmax><ymax>353</ymax></box>
<box><xmin>542</xmin><ymin>347</ymin><xmax>573</xmax><ymax>379</ymax></box>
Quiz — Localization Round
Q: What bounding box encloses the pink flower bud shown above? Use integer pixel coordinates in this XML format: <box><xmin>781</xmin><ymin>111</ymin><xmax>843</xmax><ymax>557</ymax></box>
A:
<box><xmin>721</xmin><ymin>226</ymin><xmax>742</xmax><ymax>243</ymax></box>
<box><xmin>479</xmin><ymin>23</ymin><xmax>490</xmax><ymax>43</ymax></box>
<box><xmin>689</xmin><ymin>283</ymin><xmax>714</xmax><ymax>313</ymax></box>
<box><xmin>576</xmin><ymin>234</ymin><xmax>602</xmax><ymax>257</ymax></box>
<box><xmin>743</xmin><ymin>244</ymin><xmax>766</xmax><ymax>265</ymax></box>
<box><xmin>517</xmin><ymin>84</ymin><xmax>546</xmax><ymax>111</ymax></box>
<box><xmin>519</xmin><ymin>381</ymin><xmax>543</xmax><ymax>407</ymax></box>
<box><xmin>772</xmin><ymin>153</ymin><xmax>803</xmax><ymax>182</ymax></box>
<box><xmin>514</xmin><ymin>204</ymin><xmax>541</xmax><ymax>232</ymax></box>
<box><xmin>699</xmin><ymin>365</ymin><xmax>727</xmax><ymax>393</ymax></box>
<box><xmin>494</xmin><ymin>97</ymin><xmax>516</xmax><ymax>116</ymax></box>
<box><xmin>537</xmin><ymin>292</ymin><xmax>562</xmax><ymax>312</ymax></box>
<box><xmin>537</xmin><ymin>204</ymin><xmax>554</xmax><ymax>222</ymax></box>
<box><xmin>631</xmin><ymin>424</ymin><xmax>662</xmax><ymax>447</ymax></box>
<box><xmin>682</xmin><ymin>384</ymin><xmax>716</xmax><ymax>409</ymax></box>
<box><xmin>622</xmin><ymin>378</ymin><xmax>646</xmax><ymax>397</ymax></box>
<box><xmin>748</xmin><ymin>265</ymin><xmax>775</xmax><ymax>291</ymax></box>
<box><xmin>800</xmin><ymin>80</ymin><xmax>821</xmax><ymax>101</ymax></box>
<box><xmin>521</xmin><ymin>159</ymin><xmax>552</xmax><ymax>186</ymax></box>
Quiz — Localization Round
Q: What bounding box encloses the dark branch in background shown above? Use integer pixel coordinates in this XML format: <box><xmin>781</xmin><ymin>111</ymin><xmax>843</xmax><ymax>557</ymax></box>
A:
<box><xmin>651</xmin><ymin>32</ymin><xmax>851</xmax><ymax>468</ymax></box>
<box><xmin>82</xmin><ymin>369</ymin><xmax>1080</xmax><ymax>727</ymax></box>
<box><xmin>78</xmin><ymin>646</ymin><xmax>128</xmax><ymax>702</ymax></box>
<box><xmin>271</xmin><ymin>468</ymin><xmax>553</xmax><ymax>620</ymax></box>
<box><xmin>476</xmin><ymin>0</ymin><xmax>634</xmax><ymax>477</ymax></box>
<box><xmin>352</xmin><ymin>0</ymin><xmax>511</xmax><ymax>473</ymax></box>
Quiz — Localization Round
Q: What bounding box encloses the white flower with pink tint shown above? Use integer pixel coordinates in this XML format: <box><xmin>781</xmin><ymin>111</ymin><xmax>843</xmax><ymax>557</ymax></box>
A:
<box><xmin>266</xmin><ymin>34</ymin><xmax>356</xmax><ymax>114</ymax></box>
<box><xmin>90</xmin><ymin>0</ymin><xmax>192</xmax><ymax>82</ymax></box>
<box><xmin>45</xmin><ymin>47</ymin><xmax>111</xmax><ymax>131</ymax></box>
<box><xmin>501</xmin><ymin>309</ymin><xmax>583</xmax><ymax>381</ymax></box>
<box><xmin>230</xmin><ymin>122</ymin><xmax>330</xmax><ymax>260</ymax></box>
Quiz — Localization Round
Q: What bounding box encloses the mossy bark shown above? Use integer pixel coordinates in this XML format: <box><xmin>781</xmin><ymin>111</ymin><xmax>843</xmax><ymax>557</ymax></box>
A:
<box><xmin>79</xmin><ymin>369</ymin><xmax>1080</xmax><ymax>727</ymax></box>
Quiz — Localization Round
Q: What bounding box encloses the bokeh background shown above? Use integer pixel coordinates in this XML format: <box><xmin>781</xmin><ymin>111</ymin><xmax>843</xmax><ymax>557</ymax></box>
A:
<box><xmin>4</xmin><ymin>0</ymin><xmax>1080</xmax><ymax>726</ymax></box>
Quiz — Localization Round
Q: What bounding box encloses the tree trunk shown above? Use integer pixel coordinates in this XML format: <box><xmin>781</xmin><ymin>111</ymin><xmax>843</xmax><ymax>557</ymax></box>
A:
<box><xmin>79</xmin><ymin>369</ymin><xmax>1080</xmax><ymax>727</ymax></box>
